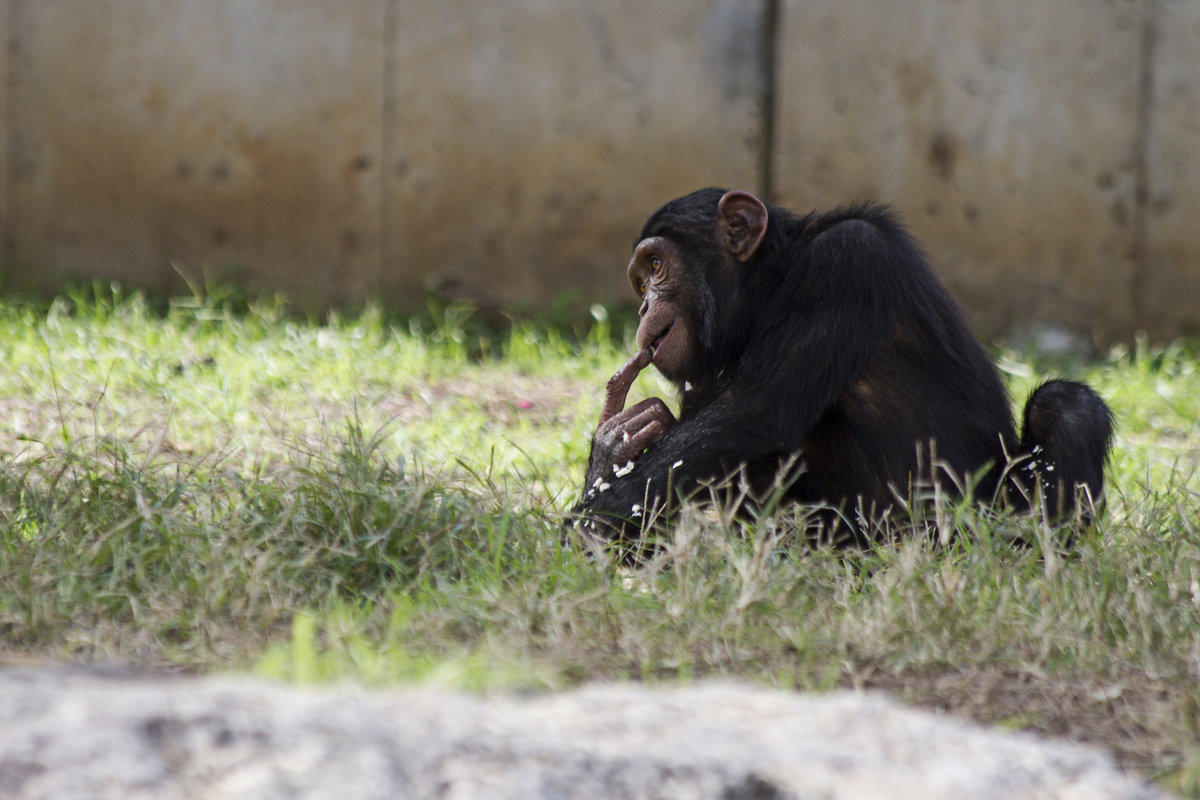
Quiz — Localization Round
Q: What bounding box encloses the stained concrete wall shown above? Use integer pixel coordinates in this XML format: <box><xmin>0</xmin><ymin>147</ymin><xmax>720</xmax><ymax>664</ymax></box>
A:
<box><xmin>775</xmin><ymin>1</ymin><xmax>1146</xmax><ymax>339</ymax></box>
<box><xmin>1142</xmin><ymin>0</ymin><xmax>1200</xmax><ymax>342</ymax></box>
<box><xmin>0</xmin><ymin>0</ymin><xmax>1195</xmax><ymax>340</ymax></box>
<box><xmin>382</xmin><ymin>0</ymin><xmax>768</xmax><ymax>308</ymax></box>
<box><xmin>5</xmin><ymin>1</ymin><xmax>386</xmax><ymax>308</ymax></box>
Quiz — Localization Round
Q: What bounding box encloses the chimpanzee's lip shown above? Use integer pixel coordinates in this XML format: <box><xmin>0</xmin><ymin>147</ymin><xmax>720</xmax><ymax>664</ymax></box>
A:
<box><xmin>649</xmin><ymin>320</ymin><xmax>676</xmax><ymax>355</ymax></box>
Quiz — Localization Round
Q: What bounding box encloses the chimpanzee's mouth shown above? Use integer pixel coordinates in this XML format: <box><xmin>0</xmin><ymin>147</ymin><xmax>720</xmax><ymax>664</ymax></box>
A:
<box><xmin>649</xmin><ymin>320</ymin><xmax>676</xmax><ymax>355</ymax></box>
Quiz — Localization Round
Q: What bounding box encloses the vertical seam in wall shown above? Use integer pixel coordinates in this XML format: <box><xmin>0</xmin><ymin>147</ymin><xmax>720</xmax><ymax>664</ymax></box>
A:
<box><xmin>2</xmin><ymin>0</ymin><xmax>17</xmax><ymax>275</ymax></box>
<box><xmin>1129</xmin><ymin>0</ymin><xmax>1157</xmax><ymax>326</ymax></box>
<box><xmin>378</xmin><ymin>0</ymin><xmax>398</xmax><ymax>300</ymax></box>
<box><xmin>758</xmin><ymin>0</ymin><xmax>780</xmax><ymax>203</ymax></box>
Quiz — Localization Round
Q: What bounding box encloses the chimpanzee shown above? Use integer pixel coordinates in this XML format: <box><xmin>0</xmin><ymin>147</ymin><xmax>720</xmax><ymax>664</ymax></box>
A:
<box><xmin>571</xmin><ymin>188</ymin><xmax>1114</xmax><ymax>546</ymax></box>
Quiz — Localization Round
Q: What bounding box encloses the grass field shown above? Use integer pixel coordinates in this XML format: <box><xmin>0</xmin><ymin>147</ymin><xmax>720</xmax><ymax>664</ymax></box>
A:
<box><xmin>1</xmin><ymin>287</ymin><xmax>1198</xmax><ymax>792</ymax></box>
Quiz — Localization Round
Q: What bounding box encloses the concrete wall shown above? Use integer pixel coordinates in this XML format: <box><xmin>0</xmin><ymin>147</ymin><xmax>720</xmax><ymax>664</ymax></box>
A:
<box><xmin>0</xmin><ymin>0</ymin><xmax>1195</xmax><ymax>340</ymax></box>
<box><xmin>1142</xmin><ymin>0</ymin><xmax>1200</xmax><ymax>342</ymax></box>
<box><xmin>383</xmin><ymin>0</ymin><xmax>768</xmax><ymax>309</ymax></box>
<box><xmin>4</xmin><ymin>1</ymin><xmax>386</xmax><ymax>308</ymax></box>
<box><xmin>775</xmin><ymin>1</ymin><xmax>1145</xmax><ymax>339</ymax></box>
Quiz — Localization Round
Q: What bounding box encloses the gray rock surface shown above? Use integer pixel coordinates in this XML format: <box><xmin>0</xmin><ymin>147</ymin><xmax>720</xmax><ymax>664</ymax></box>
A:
<box><xmin>0</xmin><ymin>669</ymin><xmax>1170</xmax><ymax>799</ymax></box>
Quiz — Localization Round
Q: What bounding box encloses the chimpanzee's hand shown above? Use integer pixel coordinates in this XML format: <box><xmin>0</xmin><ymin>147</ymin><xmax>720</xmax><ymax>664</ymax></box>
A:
<box><xmin>592</xmin><ymin>396</ymin><xmax>677</xmax><ymax>469</ymax></box>
<box><xmin>585</xmin><ymin>348</ymin><xmax>677</xmax><ymax>484</ymax></box>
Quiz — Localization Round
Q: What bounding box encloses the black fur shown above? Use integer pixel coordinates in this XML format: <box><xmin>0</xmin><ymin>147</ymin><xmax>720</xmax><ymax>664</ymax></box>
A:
<box><xmin>574</xmin><ymin>189</ymin><xmax>1114</xmax><ymax>543</ymax></box>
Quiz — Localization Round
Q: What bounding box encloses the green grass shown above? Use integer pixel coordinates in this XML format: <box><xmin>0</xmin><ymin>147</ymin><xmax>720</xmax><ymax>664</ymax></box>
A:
<box><xmin>1</xmin><ymin>287</ymin><xmax>1198</xmax><ymax>792</ymax></box>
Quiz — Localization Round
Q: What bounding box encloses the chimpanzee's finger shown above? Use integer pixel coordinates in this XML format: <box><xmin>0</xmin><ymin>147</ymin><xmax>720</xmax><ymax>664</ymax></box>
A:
<box><xmin>599</xmin><ymin>347</ymin><xmax>654</xmax><ymax>423</ymax></box>
<box><xmin>621</xmin><ymin>396</ymin><xmax>676</xmax><ymax>429</ymax></box>
<box><xmin>625</xmin><ymin>419</ymin><xmax>666</xmax><ymax>456</ymax></box>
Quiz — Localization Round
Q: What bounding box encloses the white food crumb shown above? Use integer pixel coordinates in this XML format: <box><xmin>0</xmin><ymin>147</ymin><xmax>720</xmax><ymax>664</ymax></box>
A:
<box><xmin>592</xmin><ymin>477</ymin><xmax>604</xmax><ymax>489</ymax></box>
<box><xmin>598</xmin><ymin>481</ymin><xmax>611</xmax><ymax>493</ymax></box>
<box><xmin>672</xmin><ymin>460</ymin><xmax>684</xmax><ymax>469</ymax></box>
<box><xmin>622</xmin><ymin>431</ymin><xmax>630</xmax><ymax>444</ymax></box>
<box><xmin>684</xmin><ymin>381</ymin><xmax>693</xmax><ymax>392</ymax></box>
<box><xmin>613</xmin><ymin>461</ymin><xmax>635</xmax><ymax>477</ymax></box>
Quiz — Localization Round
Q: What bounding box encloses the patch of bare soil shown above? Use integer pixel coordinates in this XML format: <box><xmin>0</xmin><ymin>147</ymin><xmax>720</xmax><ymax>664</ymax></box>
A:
<box><xmin>859</xmin><ymin>665</ymin><xmax>1189</xmax><ymax>778</ymax></box>
<box><xmin>379</xmin><ymin>373</ymin><xmax>590</xmax><ymax>428</ymax></box>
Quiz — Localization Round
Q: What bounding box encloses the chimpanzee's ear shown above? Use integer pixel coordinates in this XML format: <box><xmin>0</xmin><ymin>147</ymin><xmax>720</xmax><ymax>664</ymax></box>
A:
<box><xmin>717</xmin><ymin>190</ymin><xmax>769</xmax><ymax>263</ymax></box>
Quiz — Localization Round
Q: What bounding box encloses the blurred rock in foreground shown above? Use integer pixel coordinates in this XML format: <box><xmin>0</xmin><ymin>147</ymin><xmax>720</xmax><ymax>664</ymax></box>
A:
<box><xmin>0</xmin><ymin>669</ymin><xmax>1170</xmax><ymax>800</ymax></box>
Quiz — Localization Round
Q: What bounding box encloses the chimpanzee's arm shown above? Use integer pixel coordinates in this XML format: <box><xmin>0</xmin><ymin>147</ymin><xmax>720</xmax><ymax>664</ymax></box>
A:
<box><xmin>572</xmin><ymin>390</ymin><xmax>782</xmax><ymax>542</ymax></box>
<box><xmin>745</xmin><ymin>216</ymin><xmax>913</xmax><ymax>441</ymax></box>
